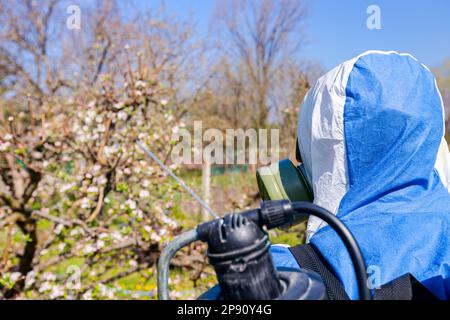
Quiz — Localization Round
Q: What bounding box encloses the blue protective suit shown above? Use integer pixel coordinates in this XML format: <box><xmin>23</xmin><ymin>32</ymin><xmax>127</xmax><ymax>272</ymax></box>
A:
<box><xmin>271</xmin><ymin>51</ymin><xmax>450</xmax><ymax>300</ymax></box>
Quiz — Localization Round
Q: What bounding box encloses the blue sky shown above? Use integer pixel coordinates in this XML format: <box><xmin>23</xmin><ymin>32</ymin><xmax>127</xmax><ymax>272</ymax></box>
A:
<box><xmin>144</xmin><ymin>0</ymin><xmax>450</xmax><ymax>71</ymax></box>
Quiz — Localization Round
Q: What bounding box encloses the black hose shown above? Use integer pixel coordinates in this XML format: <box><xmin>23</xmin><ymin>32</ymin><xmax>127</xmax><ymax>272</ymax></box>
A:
<box><xmin>291</xmin><ymin>202</ymin><xmax>371</xmax><ymax>300</ymax></box>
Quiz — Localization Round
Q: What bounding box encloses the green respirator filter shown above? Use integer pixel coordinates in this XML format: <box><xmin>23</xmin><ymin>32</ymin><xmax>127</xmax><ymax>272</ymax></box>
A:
<box><xmin>256</xmin><ymin>159</ymin><xmax>313</xmax><ymax>203</ymax></box>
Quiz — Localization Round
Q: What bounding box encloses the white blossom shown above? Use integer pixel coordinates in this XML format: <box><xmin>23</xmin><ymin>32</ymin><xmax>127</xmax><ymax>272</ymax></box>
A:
<box><xmin>60</xmin><ymin>183</ymin><xmax>75</xmax><ymax>193</ymax></box>
<box><xmin>99</xmin><ymin>233</ymin><xmax>109</xmax><ymax>240</ymax></box>
<box><xmin>86</xmin><ymin>186</ymin><xmax>97</xmax><ymax>193</ymax></box>
<box><xmin>98</xmin><ymin>176</ymin><xmax>107</xmax><ymax>185</ymax></box>
<box><xmin>82</xmin><ymin>290</ymin><xmax>93</xmax><ymax>300</ymax></box>
<box><xmin>117</xmin><ymin>111</ymin><xmax>128</xmax><ymax>121</ymax></box>
<box><xmin>41</xmin><ymin>272</ymin><xmax>56</xmax><ymax>282</ymax></box>
<box><xmin>111</xmin><ymin>231</ymin><xmax>124</xmax><ymax>242</ymax></box>
<box><xmin>49</xmin><ymin>285</ymin><xmax>64</xmax><ymax>299</ymax></box>
<box><xmin>81</xmin><ymin>197</ymin><xmax>91</xmax><ymax>209</ymax></box>
<box><xmin>54</xmin><ymin>224</ymin><xmax>65</xmax><ymax>235</ymax></box>
<box><xmin>70</xmin><ymin>228</ymin><xmax>80</xmax><ymax>236</ymax></box>
<box><xmin>96</xmin><ymin>240</ymin><xmax>105</xmax><ymax>249</ymax></box>
<box><xmin>10</xmin><ymin>272</ymin><xmax>22</xmax><ymax>283</ymax></box>
<box><xmin>25</xmin><ymin>271</ymin><xmax>36</xmax><ymax>289</ymax></box>
<box><xmin>128</xmin><ymin>260</ymin><xmax>138</xmax><ymax>267</ymax></box>
<box><xmin>132</xmin><ymin>209</ymin><xmax>143</xmax><ymax>219</ymax></box>
<box><xmin>98</xmin><ymin>284</ymin><xmax>116</xmax><ymax>299</ymax></box>
<box><xmin>150</xmin><ymin>233</ymin><xmax>162</xmax><ymax>242</ymax></box>
<box><xmin>125</xmin><ymin>199</ymin><xmax>137</xmax><ymax>210</ymax></box>
<box><xmin>58</xmin><ymin>243</ymin><xmax>66</xmax><ymax>252</ymax></box>
<box><xmin>135</xmin><ymin>80</ymin><xmax>146</xmax><ymax>88</ymax></box>
<box><xmin>39</xmin><ymin>282</ymin><xmax>53</xmax><ymax>293</ymax></box>
<box><xmin>139</xmin><ymin>189</ymin><xmax>150</xmax><ymax>198</ymax></box>
<box><xmin>82</xmin><ymin>243</ymin><xmax>96</xmax><ymax>255</ymax></box>
<box><xmin>0</xmin><ymin>142</ymin><xmax>11</xmax><ymax>151</ymax></box>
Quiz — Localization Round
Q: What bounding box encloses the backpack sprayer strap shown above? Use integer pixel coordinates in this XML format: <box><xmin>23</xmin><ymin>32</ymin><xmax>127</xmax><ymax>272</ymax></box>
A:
<box><xmin>289</xmin><ymin>244</ymin><xmax>438</xmax><ymax>300</ymax></box>
<box><xmin>289</xmin><ymin>244</ymin><xmax>350</xmax><ymax>300</ymax></box>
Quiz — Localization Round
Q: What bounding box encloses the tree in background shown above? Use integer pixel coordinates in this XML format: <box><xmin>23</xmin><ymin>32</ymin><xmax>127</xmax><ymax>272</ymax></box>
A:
<box><xmin>0</xmin><ymin>0</ymin><xmax>341</xmax><ymax>300</ymax></box>
<box><xmin>187</xmin><ymin>0</ymin><xmax>311</xmax><ymax>167</ymax></box>
<box><xmin>0</xmin><ymin>0</ymin><xmax>208</xmax><ymax>299</ymax></box>
<box><xmin>212</xmin><ymin>0</ymin><xmax>309</xmax><ymax>130</ymax></box>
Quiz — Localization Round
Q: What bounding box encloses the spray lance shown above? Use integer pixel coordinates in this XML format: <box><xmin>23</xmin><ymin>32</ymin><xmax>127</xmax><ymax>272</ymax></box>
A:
<box><xmin>135</xmin><ymin>140</ymin><xmax>371</xmax><ymax>300</ymax></box>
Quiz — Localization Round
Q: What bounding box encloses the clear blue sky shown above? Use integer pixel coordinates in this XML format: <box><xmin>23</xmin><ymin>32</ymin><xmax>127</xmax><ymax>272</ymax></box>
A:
<box><xmin>144</xmin><ymin>0</ymin><xmax>450</xmax><ymax>71</ymax></box>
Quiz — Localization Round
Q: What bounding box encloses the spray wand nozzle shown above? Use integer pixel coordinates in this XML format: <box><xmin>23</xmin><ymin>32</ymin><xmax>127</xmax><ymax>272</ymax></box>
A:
<box><xmin>196</xmin><ymin>200</ymin><xmax>302</xmax><ymax>241</ymax></box>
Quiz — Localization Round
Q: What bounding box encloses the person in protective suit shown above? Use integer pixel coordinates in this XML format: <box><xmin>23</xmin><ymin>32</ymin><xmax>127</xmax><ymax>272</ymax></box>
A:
<box><xmin>271</xmin><ymin>50</ymin><xmax>450</xmax><ymax>300</ymax></box>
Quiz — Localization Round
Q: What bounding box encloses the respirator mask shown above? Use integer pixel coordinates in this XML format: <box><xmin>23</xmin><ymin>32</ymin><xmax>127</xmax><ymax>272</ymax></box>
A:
<box><xmin>256</xmin><ymin>139</ymin><xmax>313</xmax><ymax>203</ymax></box>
